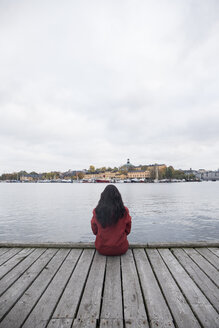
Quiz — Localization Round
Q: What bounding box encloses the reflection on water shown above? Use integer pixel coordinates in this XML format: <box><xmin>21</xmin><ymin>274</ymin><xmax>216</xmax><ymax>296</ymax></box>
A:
<box><xmin>0</xmin><ymin>182</ymin><xmax>218</xmax><ymax>242</ymax></box>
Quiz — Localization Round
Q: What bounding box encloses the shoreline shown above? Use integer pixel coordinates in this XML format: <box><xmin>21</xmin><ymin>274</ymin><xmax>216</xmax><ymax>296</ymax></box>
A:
<box><xmin>1</xmin><ymin>178</ymin><xmax>218</xmax><ymax>183</ymax></box>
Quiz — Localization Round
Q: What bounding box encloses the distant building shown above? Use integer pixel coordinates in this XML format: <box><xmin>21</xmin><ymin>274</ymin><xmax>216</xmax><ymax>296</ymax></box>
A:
<box><xmin>120</xmin><ymin>158</ymin><xmax>135</xmax><ymax>171</ymax></box>
<box><xmin>195</xmin><ymin>169</ymin><xmax>219</xmax><ymax>181</ymax></box>
<box><xmin>20</xmin><ymin>175</ymin><xmax>34</xmax><ymax>182</ymax></box>
<box><xmin>127</xmin><ymin>170</ymin><xmax>150</xmax><ymax>179</ymax></box>
<box><xmin>183</xmin><ymin>169</ymin><xmax>198</xmax><ymax>176</ymax></box>
<box><xmin>147</xmin><ymin>164</ymin><xmax>166</xmax><ymax>170</ymax></box>
<box><xmin>84</xmin><ymin>171</ymin><xmax>126</xmax><ymax>180</ymax></box>
<box><xmin>126</xmin><ymin>158</ymin><xmax>131</xmax><ymax>166</ymax></box>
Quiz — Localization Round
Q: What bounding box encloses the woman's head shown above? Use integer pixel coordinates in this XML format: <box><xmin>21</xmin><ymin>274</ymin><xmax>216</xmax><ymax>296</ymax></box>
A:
<box><xmin>95</xmin><ymin>184</ymin><xmax>126</xmax><ymax>228</ymax></box>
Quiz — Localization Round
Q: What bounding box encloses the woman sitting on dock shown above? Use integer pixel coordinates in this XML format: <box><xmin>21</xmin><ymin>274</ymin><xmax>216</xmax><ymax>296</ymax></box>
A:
<box><xmin>91</xmin><ymin>184</ymin><xmax>132</xmax><ymax>255</ymax></box>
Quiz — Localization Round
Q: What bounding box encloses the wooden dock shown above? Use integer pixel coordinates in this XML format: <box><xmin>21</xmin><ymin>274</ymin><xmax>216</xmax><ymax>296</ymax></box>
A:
<box><xmin>0</xmin><ymin>243</ymin><xmax>218</xmax><ymax>328</ymax></box>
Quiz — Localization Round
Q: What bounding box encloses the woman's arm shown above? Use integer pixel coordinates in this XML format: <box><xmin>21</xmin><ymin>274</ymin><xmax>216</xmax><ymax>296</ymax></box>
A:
<box><xmin>91</xmin><ymin>212</ymin><xmax>98</xmax><ymax>235</ymax></box>
<box><xmin>125</xmin><ymin>208</ymin><xmax>132</xmax><ymax>235</ymax></box>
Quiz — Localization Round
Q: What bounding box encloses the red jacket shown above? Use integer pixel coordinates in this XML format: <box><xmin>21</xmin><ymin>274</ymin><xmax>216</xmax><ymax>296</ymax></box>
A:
<box><xmin>91</xmin><ymin>206</ymin><xmax>132</xmax><ymax>256</ymax></box>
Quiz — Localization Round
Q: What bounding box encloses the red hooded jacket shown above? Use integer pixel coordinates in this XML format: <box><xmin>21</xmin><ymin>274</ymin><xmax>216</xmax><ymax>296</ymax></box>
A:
<box><xmin>91</xmin><ymin>206</ymin><xmax>132</xmax><ymax>256</ymax></box>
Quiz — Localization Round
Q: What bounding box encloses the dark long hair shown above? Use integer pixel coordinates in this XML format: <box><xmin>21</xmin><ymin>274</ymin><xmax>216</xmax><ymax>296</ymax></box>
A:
<box><xmin>95</xmin><ymin>184</ymin><xmax>126</xmax><ymax>228</ymax></box>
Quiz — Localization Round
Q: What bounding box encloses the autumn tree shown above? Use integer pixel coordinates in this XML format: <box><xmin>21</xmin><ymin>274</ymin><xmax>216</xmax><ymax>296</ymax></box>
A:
<box><xmin>77</xmin><ymin>172</ymin><xmax>85</xmax><ymax>180</ymax></box>
<box><xmin>165</xmin><ymin>166</ymin><xmax>174</xmax><ymax>180</ymax></box>
<box><xmin>89</xmin><ymin>165</ymin><xmax>95</xmax><ymax>173</ymax></box>
<box><xmin>173</xmin><ymin>170</ymin><xmax>186</xmax><ymax>180</ymax></box>
<box><xmin>186</xmin><ymin>173</ymin><xmax>196</xmax><ymax>181</ymax></box>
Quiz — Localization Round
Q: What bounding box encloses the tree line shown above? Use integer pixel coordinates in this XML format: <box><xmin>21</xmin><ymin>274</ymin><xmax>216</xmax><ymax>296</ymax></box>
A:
<box><xmin>0</xmin><ymin>165</ymin><xmax>196</xmax><ymax>181</ymax></box>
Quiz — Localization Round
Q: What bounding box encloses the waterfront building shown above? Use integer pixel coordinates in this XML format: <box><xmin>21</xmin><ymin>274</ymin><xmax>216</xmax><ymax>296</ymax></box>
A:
<box><xmin>20</xmin><ymin>175</ymin><xmax>34</xmax><ymax>182</ymax></box>
<box><xmin>127</xmin><ymin>170</ymin><xmax>150</xmax><ymax>179</ymax></box>
<box><xmin>196</xmin><ymin>169</ymin><xmax>219</xmax><ymax>181</ymax></box>
<box><xmin>85</xmin><ymin>171</ymin><xmax>127</xmax><ymax>180</ymax></box>
<box><xmin>183</xmin><ymin>168</ymin><xmax>198</xmax><ymax>176</ymax></box>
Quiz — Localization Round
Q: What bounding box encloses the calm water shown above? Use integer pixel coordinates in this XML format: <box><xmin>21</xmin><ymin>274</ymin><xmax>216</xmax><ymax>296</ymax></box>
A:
<box><xmin>0</xmin><ymin>182</ymin><xmax>218</xmax><ymax>243</ymax></box>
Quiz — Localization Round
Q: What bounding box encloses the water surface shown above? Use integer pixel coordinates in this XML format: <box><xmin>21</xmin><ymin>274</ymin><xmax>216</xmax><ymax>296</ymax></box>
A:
<box><xmin>0</xmin><ymin>182</ymin><xmax>218</xmax><ymax>243</ymax></box>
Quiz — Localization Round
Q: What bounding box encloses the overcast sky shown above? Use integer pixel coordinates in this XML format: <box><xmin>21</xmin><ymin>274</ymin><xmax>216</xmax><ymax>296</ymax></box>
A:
<box><xmin>0</xmin><ymin>0</ymin><xmax>219</xmax><ymax>173</ymax></box>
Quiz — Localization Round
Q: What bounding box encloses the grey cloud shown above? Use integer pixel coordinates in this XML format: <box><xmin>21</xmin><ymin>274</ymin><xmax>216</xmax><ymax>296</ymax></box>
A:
<box><xmin>0</xmin><ymin>0</ymin><xmax>219</xmax><ymax>172</ymax></box>
<box><xmin>181</xmin><ymin>117</ymin><xmax>219</xmax><ymax>143</ymax></box>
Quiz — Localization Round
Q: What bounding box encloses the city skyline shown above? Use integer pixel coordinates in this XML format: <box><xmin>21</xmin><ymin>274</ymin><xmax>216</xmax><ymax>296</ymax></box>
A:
<box><xmin>0</xmin><ymin>159</ymin><xmax>218</xmax><ymax>176</ymax></box>
<box><xmin>1</xmin><ymin>1</ymin><xmax>219</xmax><ymax>173</ymax></box>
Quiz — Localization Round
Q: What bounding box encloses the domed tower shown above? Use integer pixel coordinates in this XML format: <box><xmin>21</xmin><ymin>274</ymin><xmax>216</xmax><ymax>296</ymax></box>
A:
<box><xmin>120</xmin><ymin>159</ymin><xmax>134</xmax><ymax>172</ymax></box>
<box><xmin>124</xmin><ymin>158</ymin><xmax>134</xmax><ymax>170</ymax></box>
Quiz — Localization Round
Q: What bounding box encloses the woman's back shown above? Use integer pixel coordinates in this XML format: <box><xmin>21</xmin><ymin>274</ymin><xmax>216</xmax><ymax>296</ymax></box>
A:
<box><xmin>91</xmin><ymin>185</ymin><xmax>132</xmax><ymax>256</ymax></box>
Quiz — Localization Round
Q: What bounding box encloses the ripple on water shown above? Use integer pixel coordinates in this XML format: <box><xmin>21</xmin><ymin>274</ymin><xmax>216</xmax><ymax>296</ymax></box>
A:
<box><xmin>0</xmin><ymin>182</ymin><xmax>218</xmax><ymax>242</ymax></box>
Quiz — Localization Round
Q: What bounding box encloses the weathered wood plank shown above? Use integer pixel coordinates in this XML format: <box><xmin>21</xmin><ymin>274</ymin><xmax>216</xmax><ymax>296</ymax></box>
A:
<box><xmin>100</xmin><ymin>319</ymin><xmax>123</xmax><ymax>328</ymax></box>
<box><xmin>0</xmin><ymin>248</ymin><xmax>22</xmax><ymax>266</ymax></box>
<box><xmin>0</xmin><ymin>248</ymin><xmax>10</xmax><ymax>257</ymax></box>
<box><xmin>209</xmin><ymin>247</ymin><xmax>219</xmax><ymax>257</ymax></box>
<box><xmin>184</xmin><ymin>248</ymin><xmax>219</xmax><ymax>287</ymax></box>
<box><xmin>159</xmin><ymin>248</ymin><xmax>219</xmax><ymax>328</ymax></box>
<box><xmin>121</xmin><ymin>249</ymin><xmax>148</xmax><ymax>326</ymax></box>
<box><xmin>0</xmin><ymin>249</ymin><xmax>69</xmax><ymax>328</ymax></box>
<box><xmin>124</xmin><ymin>319</ymin><xmax>148</xmax><ymax>327</ymax></box>
<box><xmin>146</xmin><ymin>248</ymin><xmax>200</xmax><ymax>328</ymax></box>
<box><xmin>22</xmin><ymin>249</ymin><xmax>82</xmax><ymax>328</ymax></box>
<box><xmin>0</xmin><ymin>248</ymin><xmax>33</xmax><ymax>280</ymax></box>
<box><xmin>53</xmin><ymin>249</ymin><xmax>95</xmax><ymax>319</ymax></box>
<box><xmin>172</xmin><ymin>248</ymin><xmax>219</xmax><ymax>312</ymax></box>
<box><xmin>76</xmin><ymin>251</ymin><xmax>106</xmax><ymax>320</ymax></box>
<box><xmin>0</xmin><ymin>245</ymin><xmax>218</xmax><ymax>328</ymax></box>
<box><xmin>101</xmin><ymin>256</ymin><xmax>123</xmax><ymax>319</ymax></box>
<box><xmin>142</xmin><ymin>241</ymin><xmax>219</xmax><ymax>248</ymax></box>
<box><xmin>195</xmin><ymin>248</ymin><xmax>219</xmax><ymax>269</ymax></box>
<box><xmin>0</xmin><ymin>248</ymin><xmax>57</xmax><ymax>321</ymax></box>
<box><xmin>47</xmin><ymin>318</ymin><xmax>73</xmax><ymax>328</ymax></box>
<box><xmin>1</xmin><ymin>241</ymin><xmax>218</xmax><ymax>249</ymax></box>
<box><xmin>133</xmin><ymin>249</ymin><xmax>174</xmax><ymax>328</ymax></box>
<box><xmin>72</xmin><ymin>318</ymin><xmax>96</xmax><ymax>328</ymax></box>
<box><xmin>0</xmin><ymin>248</ymin><xmax>45</xmax><ymax>296</ymax></box>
